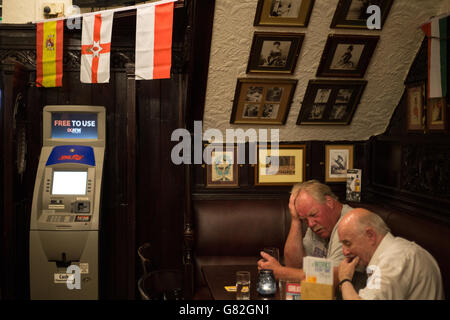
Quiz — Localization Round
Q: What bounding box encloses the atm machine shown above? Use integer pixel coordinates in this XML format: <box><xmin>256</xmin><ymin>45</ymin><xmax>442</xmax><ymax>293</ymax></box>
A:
<box><xmin>29</xmin><ymin>105</ymin><xmax>105</xmax><ymax>300</ymax></box>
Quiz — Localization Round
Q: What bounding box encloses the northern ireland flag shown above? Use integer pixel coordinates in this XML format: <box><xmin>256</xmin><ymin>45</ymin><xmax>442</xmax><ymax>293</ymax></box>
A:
<box><xmin>81</xmin><ymin>11</ymin><xmax>113</xmax><ymax>83</ymax></box>
<box><xmin>36</xmin><ymin>20</ymin><xmax>64</xmax><ymax>87</ymax></box>
<box><xmin>421</xmin><ymin>15</ymin><xmax>448</xmax><ymax>98</ymax></box>
<box><xmin>135</xmin><ymin>1</ymin><xmax>174</xmax><ymax>80</ymax></box>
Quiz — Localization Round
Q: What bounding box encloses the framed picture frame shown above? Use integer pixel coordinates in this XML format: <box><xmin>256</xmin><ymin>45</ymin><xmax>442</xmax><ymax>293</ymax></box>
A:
<box><xmin>255</xmin><ymin>144</ymin><xmax>306</xmax><ymax>186</ymax></box>
<box><xmin>406</xmin><ymin>82</ymin><xmax>425</xmax><ymax>132</ymax></box>
<box><xmin>230</xmin><ymin>78</ymin><xmax>297</xmax><ymax>125</ymax></box>
<box><xmin>426</xmin><ymin>97</ymin><xmax>447</xmax><ymax>132</ymax></box>
<box><xmin>325</xmin><ymin>145</ymin><xmax>354</xmax><ymax>183</ymax></box>
<box><xmin>316</xmin><ymin>34</ymin><xmax>379</xmax><ymax>78</ymax></box>
<box><xmin>296</xmin><ymin>80</ymin><xmax>367</xmax><ymax>125</ymax></box>
<box><xmin>330</xmin><ymin>0</ymin><xmax>393</xmax><ymax>29</ymax></box>
<box><xmin>253</xmin><ymin>0</ymin><xmax>315</xmax><ymax>27</ymax></box>
<box><xmin>247</xmin><ymin>32</ymin><xmax>305</xmax><ymax>74</ymax></box>
<box><xmin>205</xmin><ymin>144</ymin><xmax>239</xmax><ymax>188</ymax></box>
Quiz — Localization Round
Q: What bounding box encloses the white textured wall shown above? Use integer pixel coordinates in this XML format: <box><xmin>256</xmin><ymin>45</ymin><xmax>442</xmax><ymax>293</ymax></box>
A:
<box><xmin>203</xmin><ymin>0</ymin><xmax>447</xmax><ymax>141</ymax></box>
<box><xmin>2</xmin><ymin>0</ymin><xmax>73</xmax><ymax>23</ymax></box>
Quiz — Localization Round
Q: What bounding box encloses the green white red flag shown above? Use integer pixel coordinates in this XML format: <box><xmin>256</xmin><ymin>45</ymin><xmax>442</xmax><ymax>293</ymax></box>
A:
<box><xmin>421</xmin><ymin>14</ymin><xmax>448</xmax><ymax>98</ymax></box>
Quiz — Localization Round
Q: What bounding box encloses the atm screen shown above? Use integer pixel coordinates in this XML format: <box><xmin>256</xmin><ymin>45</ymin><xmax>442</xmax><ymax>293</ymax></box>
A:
<box><xmin>52</xmin><ymin>171</ymin><xmax>88</xmax><ymax>195</ymax></box>
<box><xmin>51</xmin><ymin>113</ymin><xmax>98</xmax><ymax>139</ymax></box>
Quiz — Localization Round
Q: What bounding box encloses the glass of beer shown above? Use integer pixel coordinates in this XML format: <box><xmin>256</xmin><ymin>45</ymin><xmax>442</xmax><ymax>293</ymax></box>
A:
<box><xmin>236</xmin><ymin>271</ymin><xmax>250</xmax><ymax>300</ymax></box>
<box><xmin>263</xmin><ymin>247</ymin><xmax>280</xmax><ymax>261</ymax></box>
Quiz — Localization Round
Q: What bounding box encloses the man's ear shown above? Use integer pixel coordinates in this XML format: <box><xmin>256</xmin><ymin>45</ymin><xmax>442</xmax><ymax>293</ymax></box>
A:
<box><xmin>325</xmin><ymin>195</ymin><xmax>334</xmax><ymax>209</ymax></box>
<box><xmin>365</xmin><ymin>227</ymin><xmax>377</xmax><ymax>244</ymax></box>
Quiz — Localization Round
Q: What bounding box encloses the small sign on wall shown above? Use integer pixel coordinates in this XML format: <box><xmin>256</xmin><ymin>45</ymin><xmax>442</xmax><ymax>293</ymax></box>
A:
<box><xmin>346</xmin><ymin>169</ymin><xmax>361</xmax><ymax>202</ymax></box>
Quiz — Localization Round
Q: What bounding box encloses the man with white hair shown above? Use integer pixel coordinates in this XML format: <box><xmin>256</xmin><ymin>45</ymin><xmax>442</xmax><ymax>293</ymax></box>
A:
<box><xmin>338</xmin><ymin>208</ymin><xmax>444</xmax><ymax>300</ymax></box>
<box><xmin>258</xmin><ymin>180</ymin><xmax>366</xmax><ymax>289</ymax></box>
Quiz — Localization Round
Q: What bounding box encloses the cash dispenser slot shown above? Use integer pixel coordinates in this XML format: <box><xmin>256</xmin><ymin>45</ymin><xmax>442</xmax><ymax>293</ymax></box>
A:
<box><xmin>49</xmin><ymin>252</ymin><xmax>79</xmax><ymax>269</ymax></box>
<box><xmin>72</xmin><ymin>200</ymin><xmax>90</xmax><ymax>213</ymax></box>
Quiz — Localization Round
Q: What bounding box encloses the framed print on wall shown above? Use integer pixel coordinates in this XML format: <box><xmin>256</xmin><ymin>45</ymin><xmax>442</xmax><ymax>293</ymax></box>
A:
<box><xmin>205</xmin><ymin>144</ymin><xmax>239</xmax><ymax>188</ymax></box>
<box><xmin>296</xmin><ymin>80</ymin><xmax>367</xmax><ymax>125</ymax></box>
<box><xmin>427</xmin><ymin>97</ymin><xmax>447</xmax><ymax>132</ymax></box>
<box><xmin>230</xmin><ymin>78</ymin><xmax>297</xmax><ymax>125</ymax></box>
<box><xmin>316</xmin><ymin>34</ymin><xmax>379</xmax><ymax>78</ymax></box>
<box><xmin>253</xmin><ymin>0</ymin><xmax>315</xmax><ymax>27</ymax></box>
<box><xmin>255</xmin><ymin>144</ymin><xmax>306</xmax><ymax>186</ymax></box>
<box><xmin>330</xmin><ymin>0</ymin><xmax>393</xmax><ymax>29</ymax></box>
<box><xmin>325</xmin><ymin>145</ymin><xmax>354</xmax><ymax>183</ymax></box>
<box><xmin>247</xmin><ymin>32</ymin><xmax>305</xmax><ymax>74</ymax></box>
<box><xmin>406</xmin><ymin>82</ymin><xmax>425</xmax><ymax>132</ymax></box>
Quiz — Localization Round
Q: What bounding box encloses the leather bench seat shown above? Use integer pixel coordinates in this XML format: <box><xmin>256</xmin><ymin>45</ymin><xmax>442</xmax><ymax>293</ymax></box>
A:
<box><xmin>190</xmin><ymin>199</ymin><xmax>449</xmax><ymax>299</ymax></box>
<box><xmin>192</xmin><ymin>199</ymin><xmax>291</xmax><ymax>299</ymax></box>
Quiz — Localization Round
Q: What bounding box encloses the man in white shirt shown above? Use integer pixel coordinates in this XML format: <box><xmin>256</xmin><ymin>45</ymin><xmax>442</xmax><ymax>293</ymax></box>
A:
<box><xmin>337</xmin><ymin>208</ymin><xmax>444</xmax><ymax>300</ymax></box>
<box><xmin>258</xmin><ymin>180</ymin><xmax>365</xmax><ymax>288</ymax></box>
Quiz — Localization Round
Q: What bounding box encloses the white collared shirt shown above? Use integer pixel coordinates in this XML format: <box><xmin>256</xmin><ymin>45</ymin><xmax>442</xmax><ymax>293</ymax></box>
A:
<box><xmin>359</xmin><ymin>233</ymin><xmax>444</xmax><ymax>300</ymax></box>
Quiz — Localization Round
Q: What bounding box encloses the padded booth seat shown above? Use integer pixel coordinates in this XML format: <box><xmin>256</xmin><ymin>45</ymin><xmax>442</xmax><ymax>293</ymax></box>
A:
<box><xmin>191</xmin><ymin>199</ymin><xmax>291</xmax><ymax>299</ymax></box>
<box><xmin>188</xmin><ymin>199</ymin><xmax>449</xmax><ymax>299</ymax></box>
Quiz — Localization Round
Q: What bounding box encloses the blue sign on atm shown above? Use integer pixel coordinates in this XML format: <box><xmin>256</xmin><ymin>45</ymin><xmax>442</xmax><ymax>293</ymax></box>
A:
<box><xmin>51</xmin><ymin>113</ymin><xmax>98</xmax><ymax>139</ymax></box>
<box><xmin>46</xmin><ymin>145</ymin><xmax>96</xmax><ymax>166</ymax></box>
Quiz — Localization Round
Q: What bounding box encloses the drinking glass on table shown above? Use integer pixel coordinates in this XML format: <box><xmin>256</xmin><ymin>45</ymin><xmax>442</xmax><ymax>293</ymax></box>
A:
<box><xmin>263</xmin><ymin>247</ymin><xmax>280</xmax><ymax>261</ymax></box>
<box><xmin>236</xmin><ymin>271</ymin><xmax>250</xmax><ymax>300</ymax></box>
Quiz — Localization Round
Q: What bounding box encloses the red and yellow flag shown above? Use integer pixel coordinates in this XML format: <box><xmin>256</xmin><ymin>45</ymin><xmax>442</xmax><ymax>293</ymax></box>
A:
<box><xmin>36</xmin><ymin>20</ymin><xmax>64</xmax><ymax>87</ymax></box>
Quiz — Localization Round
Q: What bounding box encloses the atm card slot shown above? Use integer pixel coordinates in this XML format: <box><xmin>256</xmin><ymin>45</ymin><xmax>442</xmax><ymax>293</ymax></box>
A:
<box><xmin>49</xmin><ymin>204</ymin><xmax>65</xmax><ymax>210</ymax></box>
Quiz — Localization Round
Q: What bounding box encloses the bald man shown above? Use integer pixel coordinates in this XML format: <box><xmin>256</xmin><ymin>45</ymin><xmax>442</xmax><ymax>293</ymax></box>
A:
<box><xmin>337</xmin><ymin>209</ymin><xmax>444</xmax><ymax>300</ymax></box>
<box><xmin>258</xmin><ymin>180</ymin><xmax>366</xmax><ymax>290</ymax></box>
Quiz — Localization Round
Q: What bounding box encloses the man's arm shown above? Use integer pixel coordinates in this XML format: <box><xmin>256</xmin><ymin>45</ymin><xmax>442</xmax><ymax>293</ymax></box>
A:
<box><xmin>338</xmin><ymin>257</ymin><xmax>363</xmax><ymax>300</ymax></box>
<box><xmin>258</xmin><ymin>252</ymin><xmax>305</xmax><ymax>281</ymax></box>
<box><xmin>340</xmin><ymin>281</ymin><xmax>362</xmax><ymax>300</ymax></box>
<box><xmin>284</xmin><ymin>193</ymin><xmax>305</xmax><ymax>268</ymax></box>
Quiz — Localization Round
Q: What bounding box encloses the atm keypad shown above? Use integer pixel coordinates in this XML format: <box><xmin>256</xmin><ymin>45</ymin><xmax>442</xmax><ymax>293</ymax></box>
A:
<box><xmin>47</xmin><ymin>215</ymin><xmax>74</xmax><ymax>223</ymax></box>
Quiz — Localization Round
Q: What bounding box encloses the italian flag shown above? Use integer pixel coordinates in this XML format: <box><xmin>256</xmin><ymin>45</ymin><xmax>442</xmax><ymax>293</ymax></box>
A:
<box><xmin>36</xmin><ymin>20</ymin><xmax>64</xmax><ymax>87</ymax></box>
<box><xmin>421</xmin><ymin>15</ymin><xmax>448</xmax><ymax>98</ymax></box>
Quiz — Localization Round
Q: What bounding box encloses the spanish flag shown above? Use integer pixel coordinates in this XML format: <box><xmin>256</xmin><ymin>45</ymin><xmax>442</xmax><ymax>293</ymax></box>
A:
<box><xmin>36</xmin><ymin>20</ymin><xmax>64</xmax><ymax>87</ymax></box>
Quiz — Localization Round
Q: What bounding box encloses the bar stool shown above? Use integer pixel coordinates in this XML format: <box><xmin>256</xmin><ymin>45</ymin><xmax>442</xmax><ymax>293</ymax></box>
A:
<box><xmin>138</xmin><ymin>269</ymin><xmax>184</xmax><ymax>300</ymax></box>
<box><xmin>137</xmin><ymin>242</ymin><xmax>152</xmax><ymax>276</ymax></box>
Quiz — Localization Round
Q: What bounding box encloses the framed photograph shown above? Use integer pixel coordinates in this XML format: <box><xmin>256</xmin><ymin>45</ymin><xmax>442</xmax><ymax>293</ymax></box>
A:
<box><xmin>247</xmin><ymin>32</ymin><xmax>305</xmax><ymax>74</ymax></box>
<box><xmin>255</xmin><ymin>144</ymin><xmax>306</xmax><ymax>186</ymax></box>
<box><xmin>330</xmin><ymin>0</ymin><xmax>393</xmax><ymax>29</ymax></box>
<box><xmin>296</xmin><ymin>80</ymin><xmax>367</xmax><ymax>125</ymax></box>
<box><xmin>254</xmin><ymin>0</ymin><xmax>315</xmax><ymax>27</ymax></box>
<box><xmin>316</xmin><ymin>34</ymin><xmax>379</xmax><ymax>78</ymax></box>
<box><xmin>325</xmin><ymin>145</ymin><xmax>354</xmax><ymax>182</ymax></box>
<box><xmin>231</xmin><ymin>78</ymin><xmax>297</xmax><ymax>125</ymax></box>
<box><xmin>406</xmin><ymin>82</ymin><xmax>425</xmax><ymax>132</ymax></box>
<box><xmin>205</xmin><ymin>144</ymin><xmax>239</xmax><ymax>188</ymax></box>
<box><xmin>427</xmin><ymin>97</ymin><xmax>447</xmax><ymax>132</ymax></box>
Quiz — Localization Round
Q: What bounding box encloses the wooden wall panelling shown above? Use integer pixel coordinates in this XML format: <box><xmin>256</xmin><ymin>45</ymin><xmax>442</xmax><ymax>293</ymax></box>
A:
<box><xmin>0</xmin><ymin>64</ymin><xmax>17</xmax><ymax>299</ymax></box>
<box><xmin>160</xmin><ymin>75</ymin><xmax>185</xmax><ymax>269</ymax></box>
<box><xmin>136</xmin><ymin>79</ymin><xmax>162</xmax><ymax>271</ymax></box>
<box><xmin>365</xmin><ymin>29</ymin><xmax>450</xmax><ymax>223</ymax></box>
<box><xmin>0</xmin><ymin>63</ymin><xmax>29</xmax><ymax>299</ymax></box>
<box><xmin>185</xmin><ymin>0</ymin><xmax>216</xmax><ymax>131</ymax></box>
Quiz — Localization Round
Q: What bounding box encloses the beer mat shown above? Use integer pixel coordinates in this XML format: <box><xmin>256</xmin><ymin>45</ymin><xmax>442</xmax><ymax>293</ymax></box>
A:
<box><xmin>225</xmin><ymin>286</ymin><xmax>236</xmax><ymax>292</ymax></box>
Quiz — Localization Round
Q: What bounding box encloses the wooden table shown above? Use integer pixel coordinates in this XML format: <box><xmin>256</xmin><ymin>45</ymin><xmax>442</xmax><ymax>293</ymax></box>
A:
<box><xmin>202</xmin><ymin>265</ymin><xmax>280</xmax><ymax>300</ymax></box>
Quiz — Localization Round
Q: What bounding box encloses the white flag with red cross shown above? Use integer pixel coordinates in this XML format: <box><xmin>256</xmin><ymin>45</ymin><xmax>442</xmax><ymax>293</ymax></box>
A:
<box><xmin>80</xmin><ymin>11</ymin><xmax>113</xmax><ymax>83</ymax></box>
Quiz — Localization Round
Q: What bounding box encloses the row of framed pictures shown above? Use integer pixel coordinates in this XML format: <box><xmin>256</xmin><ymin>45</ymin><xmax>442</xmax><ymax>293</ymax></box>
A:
<box><xmin>205</xmin><ymin>144</ymin><xmax>354</xmax><ymax>187</ymax></box>
<box><xmin>248</xmin><ymin>33</ymin><xmax>379</xmax><ymax>78</ymax></box>
<box><xmin>406</xmin><ymin>82</ymin><xmax>448</xmax><ymax>132</ymax></box>
<box><xmin>231</xmin><ymin>78</ymin><xmax>366</xmax><ymax>125</ymax></box>
<box><xmin>254</xmin><ymin>0</ymin><xmax>393</xmax><ymax>29</ymax></box>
